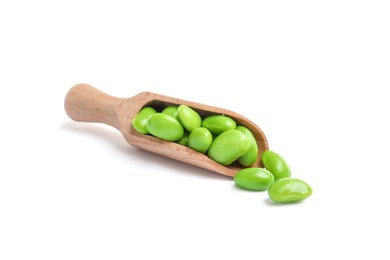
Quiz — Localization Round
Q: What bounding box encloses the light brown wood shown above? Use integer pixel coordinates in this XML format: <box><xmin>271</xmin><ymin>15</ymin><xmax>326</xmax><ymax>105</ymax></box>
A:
<box><xmin>65</xmin><ymin>83</ymin><xmax>269</xmax><ymax>177</ymax></box>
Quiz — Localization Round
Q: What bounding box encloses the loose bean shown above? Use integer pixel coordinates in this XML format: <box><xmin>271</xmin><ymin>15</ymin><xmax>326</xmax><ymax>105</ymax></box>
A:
<box><xmin>234</xmin><ymin>168</ymin><xmax>274</xmax><ymax>191</ymax></box>
<box><xmin>261</xmin><ymin>150</ymin><xmax>291</xmax><ymax>181</ymax></box>
<box><xmin>268</xmin><ymin>178</ymin><xmax>312</xmax><ymax>203</ymax></box>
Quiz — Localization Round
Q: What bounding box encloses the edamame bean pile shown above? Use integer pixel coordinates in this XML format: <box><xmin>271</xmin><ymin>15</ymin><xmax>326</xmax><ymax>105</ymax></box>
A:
<box><xmin>132</xmin><ymin>105</ymin><xmax>258</xmax><ymax>166</ymax></box>
<box><xmin>132</xmin><ymin>105</ymin><xmax>312</xmax><ymax>203</ymax></box>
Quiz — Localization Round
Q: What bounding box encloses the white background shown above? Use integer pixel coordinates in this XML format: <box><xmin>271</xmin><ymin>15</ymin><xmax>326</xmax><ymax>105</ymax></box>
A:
<box><xmin>1</xmin><ymin>1</ymin><xmax>389</xmax><ymax>259</ymax></box>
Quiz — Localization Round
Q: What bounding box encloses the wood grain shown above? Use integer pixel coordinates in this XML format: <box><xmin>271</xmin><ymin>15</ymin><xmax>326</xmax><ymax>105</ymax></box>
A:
<box><xmin>65</xmin><ymin>83</ymin><xmax>269</xmax><ymax>177</ymax></box>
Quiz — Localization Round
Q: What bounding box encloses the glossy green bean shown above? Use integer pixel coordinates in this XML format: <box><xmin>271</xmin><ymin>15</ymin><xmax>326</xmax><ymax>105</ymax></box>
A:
<box><xmin>146</xmin><ymin>113</ymin><xmax>184</xmax><ymax>141</ymax></box>
<box><xmin>177</xmin><ymin>105</ymin><xmax>202</xmax><ymax>132</ymax></box>
<box><xmin>236</xmin><ymin>125</ymin><xmax>258</xmax><ymax>166</ymax></box>
<box><xmin>162</xmin><ymin>105</ymin><xmax>179</xmax><ymax>118</ymax></box>
<box><xmin>132</xmin><ymin>107</ymin><xmax>157</xmax><ymax>134</ymax></box>
<box><xmin>268</xmin><ymin>178</ymin><xmax>312</xmax><ymax>203</ymax></box>
<box><xmin>234</xmin><ymin>168</ymin><xmax>274</xmax><ymax>191</ymax></box>
<box><xmin>261</xmin><ymin>150</ymin><xmax>291</xmax><ymax>181</ymax></box>
<box><xmin>187</xmin><ymin>127</ymin><xmax>213</xmax><ymax>153</ymax></box>
<box><xmin>202</xmin><ymin>115</ymin><xmax>236</xmax><ymax>135</ymax></box>
<box><xmin>208</xmin><ymin>129</ymin><xmax>251</xmax><ymax>165</ymax></box>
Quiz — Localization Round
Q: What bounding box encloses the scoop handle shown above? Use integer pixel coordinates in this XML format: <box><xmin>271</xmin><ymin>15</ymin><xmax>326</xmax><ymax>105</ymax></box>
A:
<box><xmin>64</xmin><ymin>83</ymin><xmax>125</xmax><ymax>129</ymax></box>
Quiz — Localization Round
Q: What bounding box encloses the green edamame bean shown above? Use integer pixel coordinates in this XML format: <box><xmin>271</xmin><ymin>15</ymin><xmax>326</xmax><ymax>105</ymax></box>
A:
<box><xmin>146</xmin><ymin>113</ymin><xmax>184</xmax><ymax>141</ymax></box>
<box><xmin>261</xmin><ymin>150</ymin><xmax>291</xmax><ymax>181</ymax></box>
<box><xmin>202</xmin><ymin>115</ymin><xmax>236</xmax><ymax>135</ymax></box>
<box><xmin>132</xmin><ymin>107</ymin><xmax>157</xmax><ymax>134</ymax></box>
<box><xmin>177</xmin><ymin>131</ymin><xmax>189</xmax><ymax>146</ymax></box>
<box><xmin>177</xmin><ymin>105</ymin><xmax>202</xmax><ymax>132</ymax></box>
<box><xmin>162</xmin><ymin>105</ymin><xmax>179</xmax><ymax>118</ymax></box>
<box><xmin>236</xmin><ymin>125</ymin><xmax>258</xmax><ymax>166</ymax></box>
<box><xmin>234</xmin><ymin>168</ymin><xmax>274</xmax><ymax>191</ymax></box>
<box><xmin>187</xmin><ymin>127</ymin><xmax>212</xmax><ymax>153</ymax></box>
<box><xmin>268</xmin><ymin>178</ymin><xmax>312</xmax><ymax>203</ymax></box>
<box><xmin>208</xmin><ymin>129</ymin><xmax>251</xmax><ymax>165</ymax></box>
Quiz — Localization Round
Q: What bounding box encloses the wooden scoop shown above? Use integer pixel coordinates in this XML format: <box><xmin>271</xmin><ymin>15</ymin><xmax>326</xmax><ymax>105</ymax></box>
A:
<box><xmin>64</xmin><ymin>83</ymin><xmax>268</xmax><ymax>177</ymax></box>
